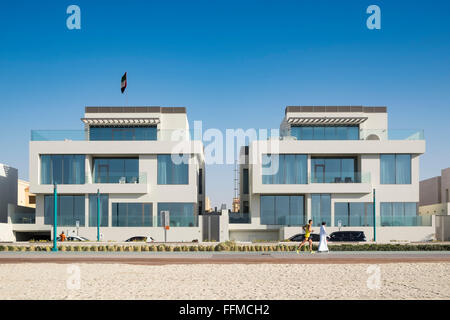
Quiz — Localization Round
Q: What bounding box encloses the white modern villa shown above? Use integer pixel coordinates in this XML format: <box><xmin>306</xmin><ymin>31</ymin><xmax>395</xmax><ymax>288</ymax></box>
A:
<box><xmin>231</xmin><ymin>106</ymin><xmax>434</xmax><ymax>242</ymax></box>
<box><xmin>20</xmin><ymin>106</ymin><xmax>205</xmax><ymax>242</ymax></box>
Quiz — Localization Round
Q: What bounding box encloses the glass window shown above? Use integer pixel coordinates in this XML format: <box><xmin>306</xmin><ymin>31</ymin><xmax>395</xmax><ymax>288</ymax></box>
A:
<box><xmin>89</xmin><ymin>194</ymin><xmax>109</xmax><ymax>227</ymax></box>
<box><xmin>335</xmin><ymin>202</ymin><xmax>373</xmax><ymax>227</ymax></box>
<box><xmin>313</xmin><ymin>127</ymin><xmax>325</xmax><ymax>140</ymax></box>
<box><xmin>157</xmin><ymin>154</ymin><xmax>189</xmax><ymax>184</ymax></box>
<box><xmin>157</xmin><ymin>203</ymin><xmax>197</xmax><ymax>227</ymax></box>
<box><xmin>89</xmin><ymin>126</ymin><xmax>157</xmax><ymax>141</ymax></box>
<box><xmin>44</xmin><ymin>195</ymin><xmax>85</xmax><ymax>226</ymax></box>
<box><xmin>198</xmin><ymin>169</ymin><xmax>203</xmax><ymax>194</ymax></box>
<box><xmin>290</xmin><ymin>126</ymin><xmax>359</xmax><ymax>140</ymax></box>
<box><xmin>311</xmin><ymin>157</ymin><xmax>357</xmax><ymax>183</ymax></box>
<box><xmin>380</xmin><ymin>154</ymin><xmax>411</xmax><ymax>184</ymax></box>
<box><xmin>262</xmin><ymin>154</ymin><xmax>307</xmax><ymax>184</ymax></box>
<box><xmin>111</xmin><ymin>202</ymin><xmax>152</xmax><ymax>227</ymax></box>
<box><xmin>243</xmin><ymin>169</ymin><xmax>249</xmax><ymax>194</ymax></box>
<box><xmin>93</xmin><ymin>158</ymin><xmax>139</xmax><ymax>183</ymax></box>
<box><xmin>311</xmin><ymin>194</ymin><xmax>331</xmax><ymax>226</ymax></box>
<box><xmin>260</xmin><ymin>195</ymin><xmax>305</xmax><ymax>226</ymax></box>
<box><xmin>40</xmin><ymin>155</ymin><xmax>85</xmax><ymax>185</ymax></box>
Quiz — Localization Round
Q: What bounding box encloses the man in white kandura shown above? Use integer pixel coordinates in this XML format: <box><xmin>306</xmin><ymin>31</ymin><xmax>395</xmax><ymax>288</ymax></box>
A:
<box><xmin>318</xmin><ymin>222</ymin><xmax>329</xmax><ymax>253</ymax></box>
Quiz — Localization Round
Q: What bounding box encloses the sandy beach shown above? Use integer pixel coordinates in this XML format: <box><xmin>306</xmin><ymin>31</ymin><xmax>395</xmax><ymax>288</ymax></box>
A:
<box><xmin>0</xmin><ymin>262</ymin><xmax>449</xmax><ymax>300</ymax></box>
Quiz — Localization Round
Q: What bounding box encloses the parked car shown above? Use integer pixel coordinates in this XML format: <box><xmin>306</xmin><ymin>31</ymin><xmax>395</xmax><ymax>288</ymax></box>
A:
<box><xmin>288</xmin><ymin>233</ymin><xmax>322</xmax><ymax>242</ymax></box>
<box><xmin>57</xmin><ymin>235</ymin><xmax>89</xmax><ymax>241</ymax></box>
<box><xmin>125</xmin><ymin>236</ymin><xmax>155</xmax><ymax>243</ymax></box>
<box><xmin>328</xmin><ymin>231</ymin><xmax>366</xmax><ymax>242</ymax></box>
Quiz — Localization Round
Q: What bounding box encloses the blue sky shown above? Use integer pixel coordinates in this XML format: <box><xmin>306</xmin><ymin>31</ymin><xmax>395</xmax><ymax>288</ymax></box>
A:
<box><xmin>1</xmin><ymin>0</ymin><xmax>449</xmax><ymax>208</ymax></box>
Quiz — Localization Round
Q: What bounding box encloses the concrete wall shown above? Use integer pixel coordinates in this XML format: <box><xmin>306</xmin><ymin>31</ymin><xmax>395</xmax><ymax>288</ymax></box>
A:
<box><xmin>0</xmin><ymin>223</ymin><xmax>15</xmax><ymax>242</ymax></box>
<box><xmin>420</xmin><ymin>176</ymin><xmax>441</xmax><ymax>206</ymax></box>
<box><xmin>0</xmin><ymin>164</ymin><xmax>18</xmax><ymax>223</ymax></box>
<box><xmin>441</xmin><ymin>167</ymin><xmax>450</xmax><ymax>204</ymax></box>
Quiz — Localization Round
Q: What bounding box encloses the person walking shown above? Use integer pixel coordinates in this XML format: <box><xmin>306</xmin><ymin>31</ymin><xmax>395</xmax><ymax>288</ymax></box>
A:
<box><xmin>297</xmin><ymin>220</ymin><xmax>315</xmax><ymax>254</ymax></box>
<box><xmin>59</xmin><ymin>231</ymin><xmax>66</xmax><ymax>242</ymax></box>
<box><xmin>318</xmin><ymin>222</ymin><xmax>329</xmax><ymax>253</ymax></box>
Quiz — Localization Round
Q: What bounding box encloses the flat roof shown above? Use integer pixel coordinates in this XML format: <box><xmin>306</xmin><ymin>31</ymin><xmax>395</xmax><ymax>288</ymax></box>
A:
<box><xmin>85</xmin><ymin>106</ymin><xmax>186</xmax><ymax>114</ymax></box>
<box><xmin>285</xmin><ymin>106</ymin><xmax>387</xmax><ymax>114</ymax></box>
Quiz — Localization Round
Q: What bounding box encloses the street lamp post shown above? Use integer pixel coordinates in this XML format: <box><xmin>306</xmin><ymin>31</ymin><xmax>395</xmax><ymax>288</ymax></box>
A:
<box><xmin>97</xmin><ymin>189</ymin><xmax>100</xmax><ymax>242</ymax></box>
<box><xmin>373</xmin><ymin>188</ymin><xmax>376</xmax><ymax>242</ymax></box>
<box><xmin>52</xmin><ymin>183</ymin><xmax>58</xmax><ymax>252</ymax></box>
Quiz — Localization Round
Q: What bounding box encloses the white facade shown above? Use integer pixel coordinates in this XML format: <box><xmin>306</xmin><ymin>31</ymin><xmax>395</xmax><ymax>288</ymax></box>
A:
<box><xmin>231</xmin><ymin>106</ymin><xmax>433</xmax><ymax>242</ymax></box>
<box><xmin>26</xmin><ymin>107</ymin><xmax>205</xmax><ymax>242</ymax></box>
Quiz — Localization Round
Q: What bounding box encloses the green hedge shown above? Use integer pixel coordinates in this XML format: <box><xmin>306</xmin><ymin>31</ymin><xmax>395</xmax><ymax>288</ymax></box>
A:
<box><xmin>0</xmin><ymin>243</ymin><xmax>449</xmax><ymax>252</ymax></box>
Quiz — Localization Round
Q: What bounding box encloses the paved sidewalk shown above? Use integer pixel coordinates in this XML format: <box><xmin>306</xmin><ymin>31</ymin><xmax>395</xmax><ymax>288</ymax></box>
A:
<box><xmin>0</xmin><ymin>251</ymin><xmax>449</xmax><ymax>265</ymax></box>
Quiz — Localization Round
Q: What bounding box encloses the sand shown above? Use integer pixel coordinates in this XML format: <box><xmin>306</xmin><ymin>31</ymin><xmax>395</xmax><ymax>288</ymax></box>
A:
<box><xmin>0</xmin><ymin>263</ymin><xmax>449</xmax><ymax>300</ymax></box>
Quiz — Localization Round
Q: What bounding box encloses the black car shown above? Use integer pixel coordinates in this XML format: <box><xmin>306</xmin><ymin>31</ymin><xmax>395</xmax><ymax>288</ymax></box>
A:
<box><xmin>288</xmin><ymin>233</ymin><xmax>322</xmax><ymax>242</ymax></box>
<box><xmin>328</xmin><ymin>231</ymin><xmax>366</xmax><ymax>242</ymax></box>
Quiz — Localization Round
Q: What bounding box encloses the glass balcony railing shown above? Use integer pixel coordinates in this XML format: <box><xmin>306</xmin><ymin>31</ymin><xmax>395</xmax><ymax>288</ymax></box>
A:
<box><xmin>229</xmin><ymin>212</ymin><xmax>251</xmax><ymax>224</ymax></box>
<box><xmin>310</xmin><ymin>172</ymin><xmax>371</xmax><ymax>184</ymax></box>
<box><xmin>31</xmin><ymin>129</ymin><xmax>200</xmax><ymax>141</ymax></box>
<box><xmin>87</xmin><ymin>172</ymin><xmax>147</xmax><ymax>184</ymax></box>
<box><xmin>11</xmin><ymin>213</ymin><xmax>36</xmax><ymax>224</ymax></box>
<box><xmin>279</xmin><ymin>129</ymin><xmax>424</xmax><ymax>141</ymax></box>
<box><xmin>379</xmin><ymin>215</ymin><xmax>432</xmax><ymax>227</ymax></box>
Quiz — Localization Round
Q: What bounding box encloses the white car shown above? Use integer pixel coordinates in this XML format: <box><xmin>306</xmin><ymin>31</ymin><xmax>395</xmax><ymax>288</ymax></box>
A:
<box><xmin>57</xmin><ymin>235</ymin><xmax>89</xmax><ymax>241</ymax></box>
<box><xmin>124</xmin><ymin>236</ymin><xmax>155</xmax><ymax>243</ymax></box>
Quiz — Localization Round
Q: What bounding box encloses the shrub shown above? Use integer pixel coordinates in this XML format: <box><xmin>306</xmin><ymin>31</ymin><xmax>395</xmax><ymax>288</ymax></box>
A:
<box><xmin>90</xmin><ymin>246</ymin><xmax>98</xmax><ymax>252</ymax></box>
<box><xmin>157</xmin><ymin>245</ymin><xmax>165</xmax><ymax>252</ymax></box>
<box><xmin>66</xmin><ymin>246</ymin><xmax>73</xmax><ymax>252</ymax></box>
<box><xmin>45</xmin><ymin>246</ymin><xmax>52</xmax><ymax>252</ymax></box>
<box><xmin>117</xmin><ymin>246</ymin><xmax>124</xmax><ymax>252</ymax></box>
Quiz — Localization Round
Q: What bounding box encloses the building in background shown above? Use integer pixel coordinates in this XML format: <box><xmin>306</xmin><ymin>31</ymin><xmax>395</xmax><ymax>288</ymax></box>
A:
<box><xmin>27</xmin><ymin>106</ymin><xmax>205</xmax><ymax>241</ymax></box>
<box><xmin>204</xmin><ymin>196</ymin><xmax>212</xmax><ymax>213</ymax></box>
<box><xmin>0</xmin><ymin>163</ymin><xmax>18</xmax><ymax>223</ymax></box>
<box><xmin>232</xmin><ymin>198</ymin><xmax>240</xmax><ymax>213</ymax></box>
<box><xmin>232</xmin><ymin>106</ymin><xmax>432</xmax><ymax>242</ymax></box>
<box><xmin>18</xmin><ymin>179</ymin><xmax>36</xmax><ymax>208</ymax></box>
<box><xmin>419</xmin><ymin>167</ymin><xmax>450</xmax><ymax>215</ymax></box>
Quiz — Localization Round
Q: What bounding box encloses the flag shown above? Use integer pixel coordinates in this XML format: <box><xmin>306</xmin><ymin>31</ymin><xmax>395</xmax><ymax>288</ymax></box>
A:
<box><xmin>121</xmin><ymin>72</ymin><xmax>127</xmax><ymax>93</ymax></box>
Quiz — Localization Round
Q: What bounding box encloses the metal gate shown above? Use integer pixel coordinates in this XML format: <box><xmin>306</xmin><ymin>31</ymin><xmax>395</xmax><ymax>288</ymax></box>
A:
<box><xmin>435</xmin><ymin>215</ymin><xmax>450</xmax><ymax>241</ymax></box>
<box><xmin>202</xmin><ymin>213</ymin><xmax>221</xmax><ymax>242</ymax></box>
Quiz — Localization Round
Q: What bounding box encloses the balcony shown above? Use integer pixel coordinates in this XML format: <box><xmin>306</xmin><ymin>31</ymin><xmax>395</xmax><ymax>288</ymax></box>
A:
<box><xmin>279</xmin><ymin>128</ymin><xmax>424</xmax><ymax>141</ymax></box>
<box><xmin>11</xmin><ymin>213</ymin><xmax>35</xmax><ymax>224</ymax></box>
<box><xmin>310</xmin><ymin>172</ymin><xmax>371</xmax><ymax>184</ymax></box>
<box><xmin>31</xmin><ymin>129</ymin><xmax>199</xmax><ymax>141</ymax></box>
<box><xmin>379</xmin><ymin>215</ymin><xmax>432</xmax><ymax>227</ymax></box>
<box><xmin>229</xmin><ymin>212</ymin><xmax>251</xmax><ymax>224</ymax></box>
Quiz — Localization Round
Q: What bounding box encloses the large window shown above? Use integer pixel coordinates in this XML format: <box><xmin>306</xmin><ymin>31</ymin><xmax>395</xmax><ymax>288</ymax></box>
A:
<box><xmin>157</xmin><ymin>203</ymin><xmax>197</xmax><ymax>227</ymax></box>
<box><xmin>311</xmin><ymin>194</ymin><xmax>331</xmax><ymax>226</ymax></box>
<box><xmin>89</xmin><ymin>126</ymin><xmax>157</xmax><ymax>141</ymax></box>
<box><xmin>157</xmin><ymin>154</ymin><xmax>189</xmax><ymax>184</ymax></box>
<box><xmin>291</xmin><ymin>126</ymin><xmax>359</xmax><ymax>140</ymax></box>
<box><xmin>41</xmin><ymin>155</ymin><xmax>85</xmax><ymax>184</ymax></box>
<box><xmin>44</xmin><ymin>195</ymin><xmax>85</xmax><ymax>226</ymax></box>
<box><xmin>262</xmin><ymin>154</ymin><xmax>307</xmax><ymax>184</ymax></box>
<box><xmin>112</xmin><ymin>203</ymin><xmax>152</xmax><ymax>227</ymax></box>
<box><xmin>335</xmin><ymin>202</ymin><xmax>373</xmax><ymax>227</ymax></box>
<box><xmin>93</xmin><ymin>158</ymin><xmax>139</xmax><ymax>183</ymax></box>
<box><xmin>311</xmin><ymin>157</ymin><xmax>357</xmax><ymax>183</ymax></box>
<box><xmin>260</xmin><ymin>195</ymin><xmax>305</xmax><ymax>226</ymax></box>
<box><xmin>243</xmin><ymin>169</ymin><xmax>249</xmax><ymax>194</ymax></box>
<box><xmin>380</xmin><ymin>202</ymin><xmax>429</xmax><ymax>226</ymax></box>
<box><xmin>380</xmin><ymin>154</ymin><xmax>411</xmax><ymax>184</ymax></box>
<box><xmin>89</xmin><ymin>194</ymin><xmax>109</xmax><ymax>227</ymax></box>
